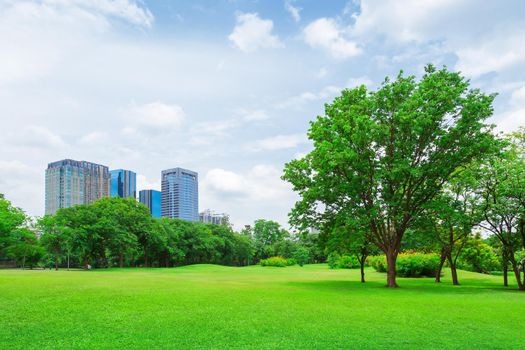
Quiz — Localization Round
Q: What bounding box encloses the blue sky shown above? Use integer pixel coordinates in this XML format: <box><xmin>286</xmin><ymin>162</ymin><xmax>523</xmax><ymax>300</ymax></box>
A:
<box><xmin>0</xmin><ymin>0</ymin><xmax>524</xmax><ymax>229</ymax></box>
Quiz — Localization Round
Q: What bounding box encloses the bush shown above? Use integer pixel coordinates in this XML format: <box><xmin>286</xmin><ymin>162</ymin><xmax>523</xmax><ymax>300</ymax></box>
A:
<box><xmin>458</xmin><ymin>238</ymin><xmax>501</xmax><ymax>273</ymax></box>
<box><xmin>369</xmin><ymin>253</ymin><xmax>439</xmax><ymax>277</ymax></box>
<box><xmin>293</xmin><ymin>247</ymin><xmax>310</xmax><ymax>266</ymax></box>
<box><xmin>327</xmin><ymin>253</ymin><xmax>362</xmax><ymax>269</ymax></box>
<box><xmin>260</xmin><ymin>256</ymin><xmax>296</xmax><ymax>267</ymax></box>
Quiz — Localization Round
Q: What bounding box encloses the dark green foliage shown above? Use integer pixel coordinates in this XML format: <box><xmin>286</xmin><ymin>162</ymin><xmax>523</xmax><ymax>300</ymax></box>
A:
<box><xmin>25</xmin><ymin>196</ymin><xmax>316</xmax><ymax>269</ymax></box>
<box><xmin>5</xmin><ymin>228</ymin><xmax>44</xmax><ymax>269</ymax></box>
<box><xmin>293</xmin><ymin>246</ymin><xmax>310</xmax><ymax>266</ymax></box>
<box><xmin>0</xmin><ymin>194</ymin><xmax>27</xmax><ymax>259</ymax></box>
<box><xmin>369</xmin><ymin>253</ymin><xmax>440</xmax><ymax>278</ymax></box>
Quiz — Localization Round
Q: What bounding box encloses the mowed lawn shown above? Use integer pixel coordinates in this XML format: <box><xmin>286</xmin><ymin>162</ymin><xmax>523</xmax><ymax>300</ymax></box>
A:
<box><xmin>1</xmin><ymin>265</ymin><xmax>524</xmax><ymax>349</ymax></box>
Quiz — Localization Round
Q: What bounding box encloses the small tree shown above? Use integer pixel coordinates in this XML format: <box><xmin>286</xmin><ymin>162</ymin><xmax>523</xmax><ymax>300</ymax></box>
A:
<box><xmin>6</xmin><ymin>228</ymin><xmax>44</xmax><ymax>269</ymax></box>
<box><xmin>293</xmin><ymin>246</ymin><xmax>310</xmax><ymax>266</ymax></box>
<box><xmin>421</xmin><ymin>169</ymin><xmax>482</xmax><ymax>284</ymax></box>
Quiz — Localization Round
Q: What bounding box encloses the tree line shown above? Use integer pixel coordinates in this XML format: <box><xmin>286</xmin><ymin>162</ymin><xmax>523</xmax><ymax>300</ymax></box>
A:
<box><xmin>283</xmin><ymin>65</ymin><xmax>525</xmax><ymax>289</ymax></box>
<box><xmin>0</xmin><ymin>195</ymin><xmax>323</xmax><ymax>270</ymax></box>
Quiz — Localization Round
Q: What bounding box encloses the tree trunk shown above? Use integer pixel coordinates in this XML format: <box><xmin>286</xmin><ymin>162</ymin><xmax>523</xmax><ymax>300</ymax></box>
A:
<box><xmin>119</xmin><ymin>252</ymin><xmax>124</xmax><ymax>268</ymax></box>
<box><xmin>509</xmin><ymin>257</ymin><xmax>524</xmax><ymax>291</ymax></box>
<box><xmin>386</xmin><ymin>251</ymin><xmax>398</xmax><ymax>288</ymax></box>
<box><xmin>436</xmin><ymin>249</ymin><xmax>447</xmax><ymax>283</ymax></box>
<box><xmin>360</xmin><ymin>259</ymin><xmax>365</xmax><ymax>283</ymax></box>
<box><xmin>503</xmin><ymin>263</ymin><xmax>508</xmax><ymax>287</ymax></box>
<box><xmin>144</xmin><ymin>248</ymin><xmax>149</xmax><ymax>268</ymax></box>
<box><xmin>83</xmin><ymin>257</ymin><xmax>89</xmax><ymax>270</ymax></box>
<box><xmin>448</xmin><ymin>254</ymin><xmax>459</xmax><ymax>285</ymax></box>
<box><xmin>55</xmin><ymin>254</ymin><xmax>59</xmax><ymax>271</ymax></box>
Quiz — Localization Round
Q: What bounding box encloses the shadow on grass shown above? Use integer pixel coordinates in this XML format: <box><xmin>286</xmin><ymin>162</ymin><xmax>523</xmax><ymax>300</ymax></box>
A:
<box><xmin>285</xmin><ymin>278</ymin><xmax>524</xmax><ymax>295</ymax></box>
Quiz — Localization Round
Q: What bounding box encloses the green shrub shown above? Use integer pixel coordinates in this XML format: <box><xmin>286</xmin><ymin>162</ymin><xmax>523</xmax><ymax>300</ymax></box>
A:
<box><xmin>293</xmin><ymin>247</ymin><xmax>310</xmax><ymax>267</ymax></box>
<box><xmin>369</xmin><ymin>253</ymin><xmax>439</xmax><ymax>277</ymax></box>
<box><xmin>458</xmin><ymin>238</ymin><xmax>501</xmax><ymax>273</ymax></box>
<box><xmin>260</xmin><ymin>256</ymin><xmax>295</xmax><ymax>267</ymax></box>
<box><xmin>368</xmin><ymin>255</ymin><xmax>387</xmax><ymax>272</ymax></box>
<box><xmin>327</xmin><ymin>253</ymin><xmax>363</xmax><ymax>269</ymax></box>
<box><xmin>327</xmin><ymin>253</ymin><xmax>340</xmax><ymax>269</ymax></box>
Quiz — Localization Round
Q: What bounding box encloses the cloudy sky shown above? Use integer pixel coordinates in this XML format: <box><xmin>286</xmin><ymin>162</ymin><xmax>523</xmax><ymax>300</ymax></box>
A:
<box><xmin>0</xmin><ymin>0</ymin><xmax>524</xmax><ymax>229</ymax></box>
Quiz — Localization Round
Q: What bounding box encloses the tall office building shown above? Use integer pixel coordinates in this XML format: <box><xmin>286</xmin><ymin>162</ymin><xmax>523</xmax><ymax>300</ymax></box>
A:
<box><xmin>45</xmin><ymin>159</ymin><xmax>110</xmax><ymax>215</ymax></box>
<box><xmin>199</xmin><ymin>209</ymin><xmax>228</xmax><ymax>225</ymax></box>
<box><xmin>139</xmin><ymin>189</ymin><xmax>161</xmax><ymax>218</ymax></box>
<box><xmin>161</xmin><ymin>167</ymin><xmax>198</xmax><ymax>221</ymax></box>
<box><xmin>110</xmin><ymin>169</ymin><xmax>136</xmax><ymax>199</ymax></box>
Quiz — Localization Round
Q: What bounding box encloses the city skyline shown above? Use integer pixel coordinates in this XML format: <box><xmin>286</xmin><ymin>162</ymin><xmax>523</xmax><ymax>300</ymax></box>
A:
<box><xmin>45</xmin><ymin>158</ymin><xmax>207</xmax><ymax>223</ymax></box>
<box><xmin>1</xmin><ymin>0</ymin><xmax>524</xmax><ymax>230</ymax></box>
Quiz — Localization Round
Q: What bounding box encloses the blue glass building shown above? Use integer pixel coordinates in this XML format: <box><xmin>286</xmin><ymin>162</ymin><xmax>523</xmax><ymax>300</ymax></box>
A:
<box><xmin>139</xmin><ymin>189</ymin><xmax>161</xmax><ymax>218</ymax></box>
<box><xmin>161</xmin><ymin>168</ymin><xmax>198</xmax><ymax>221</ymax></box>
<box><xmin>110</xmin><ymin>169</ymin><xmax>136</xmax><ymax>199</ymax></box>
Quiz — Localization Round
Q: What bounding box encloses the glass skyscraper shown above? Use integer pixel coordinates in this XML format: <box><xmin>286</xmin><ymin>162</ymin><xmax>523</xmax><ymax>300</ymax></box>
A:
<box><xmin>45</xmin><ymin>159</ymin><xmax>110</xmax><ymax>215</ymax></box>
<box><xmin>110</xmin><ymin>169</ymin><xmax>136</xmax><ymax>199</ymax></box>
<box><xmin>161</xmin><ymin>167</ymin><xmax>198</xmax><ymax>221</ymax></box>
<box><xmin>139</xmin><ymin>189</ymin><xmax>161</xmax><ymax>218</ymax></box>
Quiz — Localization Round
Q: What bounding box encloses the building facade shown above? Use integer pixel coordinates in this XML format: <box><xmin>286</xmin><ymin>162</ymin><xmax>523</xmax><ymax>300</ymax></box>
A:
<box><xmin>110</xmin><ymin>169</ymin><xmax>136</xmax><ymax>199</ymax></box>
<box><xmin>139</xmin><ymin>189</ymin><xmax>161</xmax><ymax>218</ymax></box>
<box><xmin>199</xmin><ymin>209</ymin><xmax>227</xmax><ymax>225</ymax></box>
<box><xmin>45</xmin><ymin>159</ymin><xmax>110</xmax><ymax>215</ymax></box>
<box><xmin>161</xmin><ymin>167</ymin><xmax>198</xmax><ymax>221</ymax></box>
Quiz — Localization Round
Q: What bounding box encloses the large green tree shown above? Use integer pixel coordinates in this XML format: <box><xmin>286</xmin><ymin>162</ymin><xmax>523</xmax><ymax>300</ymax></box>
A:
<box><xmin>283</xmin><ymin>65</ymin><xmax>496</xmax><ymax>287</ymax></box>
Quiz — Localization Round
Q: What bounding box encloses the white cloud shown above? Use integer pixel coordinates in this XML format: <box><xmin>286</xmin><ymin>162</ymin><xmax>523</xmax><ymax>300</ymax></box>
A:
<box><xmin>129</xmin><ymin>101</ymin><xmax>186</xmax><ymax>128</ymax></box>
<box><xmin>493</xmin><ymin>84</ymin><xmax>525</xmax><ymax>132</ymax></box>
<box><xmin>284</xmin><ymin>0</ymin><xmax>301</xmax><ymax>22</ymax></box>
<box><xmin>79</xmin><ymin>131</ymin><xmax>108</xmax><ymax>144</ymax></box>
<box><xmin>455</xmin><ymin>29</ymin><xmax>525</xmax><ymax>78</ymax></box>
<box><xmin>228</xmin><ymin>12</ymin><xmax>283</xmax><ymax>53</ymax></box>
<box><xmin>349</xmin><ymin>0</ymin><xmax>525</xmax><ymax>78</ymax></box>
<box><xmin>202</xmin><ymin>164</ymin><xmax>297</xmax><ymax>227</ymax></box>
<box><xmin>303</xmin><ymin>17</ymin><xmax>361</xmax><ymax>58</ymax></box>
<box><xmin>238</xmin><ymin>109</ymin><xmax>270</xmax><ymax>122</ymax></box>
<box><xmin>316</xmin><ymin>67</ymin><xmax>328</xmax><ymax>79</ymax></box>
<box><xmin>17</xmin><ymin>125</ymin><xmax>66</xmax><ymax>149</ymax></box>
<box><xmin>346</xmin><ymin>76</ymin><xmax>373</xmax><ymax>88</ymax></box>
<box><xmin>189</xmin><ymin>119</ymin><xmax>240</xmax><ymax>145</ymax></box>
<box><xmin>43</xmin><ymin>0</ymin><xmax>154</xmax><ymax>28</ymax></box>
<box><xmin>352</xmin><ymin>0</ymin><xmax>460</xmax><ymax>43</ymax></box>
<box><xmin>136</xmin><ymin>174</ymin><xmax>160</xmax><ymax>192</ymax></box>
<box><xmin>247</xmin><ymin>134</ymin><xmax>307</xmax><ymax>151</ymax></box>
<box><xmin>278</xmin><ymin>85</ymin><xmax>341</xmax><ymax>109</ymax></box>
<box><xmin>204</xmin><ymin>168</ymin><xmax>247</xmax><ymax>194</ymax></box>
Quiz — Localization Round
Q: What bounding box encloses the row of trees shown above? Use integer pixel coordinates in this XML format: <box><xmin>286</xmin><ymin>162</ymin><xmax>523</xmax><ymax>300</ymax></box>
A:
<box><xmin>0</xmin><ymin>195</ymin><xmax>323</xmax><ymax>270</ymax></box>
<box><xmin>283</xmin><ymin>65</ymin><xmax>525</xmax><ymax>289</ymax></box>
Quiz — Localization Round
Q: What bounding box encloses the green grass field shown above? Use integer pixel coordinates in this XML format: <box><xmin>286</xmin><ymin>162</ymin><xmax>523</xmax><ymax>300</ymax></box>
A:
<box><xmin>1</xmin><ymin>265</ymin><xmax>524</xmax><ymax>349</ymax></box>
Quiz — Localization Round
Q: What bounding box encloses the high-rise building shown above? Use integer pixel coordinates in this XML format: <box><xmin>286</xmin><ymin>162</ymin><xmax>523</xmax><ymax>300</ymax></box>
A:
<box><xmin>110</xmin><ymin>169</ymin><xmax>136</xmax><ymax>199</ymax></box>
<box><xmin>199</xmin><ymin>209</ymin><xmax>228</xmax><ymax>225</ymax></box>
<box><xmin>161</xmin><ymin>167</ymin><xmax>198</xmax><ymax>221</ymax></box>
<box><xmin>139</xmin><ymin>189</ymin><xmax>161</xmax><ymax>218</ymax></box>
<box><xmin>45</xmin><ymin>159</ymin><xmax>110</xmax><ymax>215</ymax></box>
